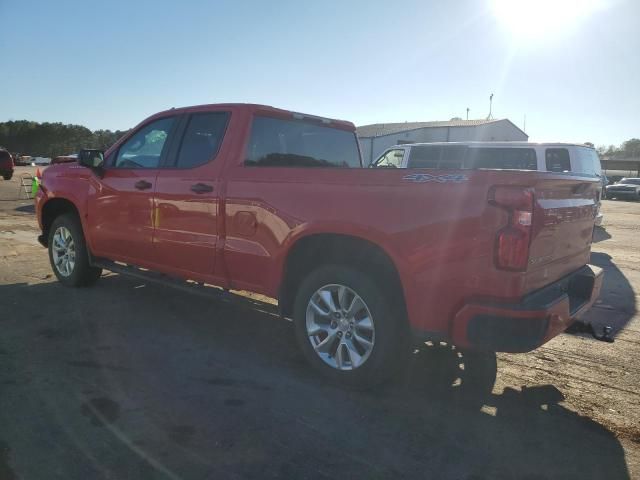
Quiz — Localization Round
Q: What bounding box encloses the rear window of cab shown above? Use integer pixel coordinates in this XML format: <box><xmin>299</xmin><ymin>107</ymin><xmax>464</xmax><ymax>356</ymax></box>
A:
<box><xmin>245</xmin><ymin>116</ymin><xmax>361</xmax><ymax>168</ymax></box>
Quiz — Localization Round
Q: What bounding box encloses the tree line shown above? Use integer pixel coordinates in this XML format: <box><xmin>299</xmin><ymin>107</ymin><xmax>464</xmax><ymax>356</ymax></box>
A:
<box><xmin>0</xmin><ymin>120</ymin><xmax>128</xmax><ymax>158</ymax></box>
<box><xmin>596</xmin><ymin>138</ymin><xmax>640</xmax><ymax>159</ymax></box>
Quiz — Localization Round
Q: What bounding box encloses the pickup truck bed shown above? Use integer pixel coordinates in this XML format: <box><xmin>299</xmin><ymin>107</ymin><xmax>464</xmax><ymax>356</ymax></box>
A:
<box><xmin>35</xmin><ymin>103</ymin><xmax>603</xmax><ymax>387</ymax></box>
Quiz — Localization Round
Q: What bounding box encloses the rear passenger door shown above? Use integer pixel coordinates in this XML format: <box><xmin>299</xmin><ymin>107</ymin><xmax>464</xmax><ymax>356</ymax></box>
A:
<box><xmin>152</xmin><ymin>111</ymin><xmax>230</xmax><ymax>278</ymax></box>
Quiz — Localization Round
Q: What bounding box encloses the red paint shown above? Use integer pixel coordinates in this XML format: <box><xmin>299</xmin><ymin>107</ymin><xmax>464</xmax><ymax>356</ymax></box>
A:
<box><xmin>36</xmin><ymin>104</ymin><xmax>603</xmax><ymax>351</ymax></box>
<box><xmin>51</xmin><ymin>155</ymin><xmax>77</xmax><ymax>165</ymax></box>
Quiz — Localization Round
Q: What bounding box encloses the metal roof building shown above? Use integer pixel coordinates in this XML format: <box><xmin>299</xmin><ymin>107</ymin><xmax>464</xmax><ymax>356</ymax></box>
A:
<box><xmin>357</xmin><ymin>119</ymin><xmax>528</xmax><ymax>165</ymax></box>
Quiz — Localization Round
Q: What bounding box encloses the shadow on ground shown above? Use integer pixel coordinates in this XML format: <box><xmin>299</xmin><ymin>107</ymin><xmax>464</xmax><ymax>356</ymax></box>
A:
<box><xmin>0</xmin><ymin>276</ymin><xmax>630</xmax><ymax>479</ymax></box>
<box><xmin>593</xmin><ymin>225</ymin><xmax>612</xmax><ymax>243</ymax></box>
<box><xmin>579</xmin><ymin>251</ymin><xmax>637</xmax><ymax>338</ymax></box>
<box><xmin>14</xmin><ymin>203</ymin><xmax>35</xmax><ymax>214</ymax></box>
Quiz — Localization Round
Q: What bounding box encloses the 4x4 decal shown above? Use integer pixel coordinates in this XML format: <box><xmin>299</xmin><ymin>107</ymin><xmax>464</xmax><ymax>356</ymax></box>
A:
<box><xmin>402</xmin><ymin>173</ymin><xmax>469</xmax><ymax>183</ymax></box>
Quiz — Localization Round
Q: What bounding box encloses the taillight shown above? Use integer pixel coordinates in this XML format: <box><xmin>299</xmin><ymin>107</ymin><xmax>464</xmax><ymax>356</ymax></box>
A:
<box><xmin>489</xmin><ymin>186</ymin><xmax>534</xmax><ymax>271</ymax></box>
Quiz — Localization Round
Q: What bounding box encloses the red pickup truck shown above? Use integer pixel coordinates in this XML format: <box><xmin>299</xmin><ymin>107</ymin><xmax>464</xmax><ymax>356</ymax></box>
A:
<box><xmin>35</xmin><ymin>103</ymin><xmax>603</xmax><ymax>386</ymax></box>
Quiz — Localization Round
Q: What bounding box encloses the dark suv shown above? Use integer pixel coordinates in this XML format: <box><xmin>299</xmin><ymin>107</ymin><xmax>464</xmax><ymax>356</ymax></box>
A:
<box><xmin>0</xmin><ymin>149</ymin><xmax>15</xmax><ymax>180</ymax></box>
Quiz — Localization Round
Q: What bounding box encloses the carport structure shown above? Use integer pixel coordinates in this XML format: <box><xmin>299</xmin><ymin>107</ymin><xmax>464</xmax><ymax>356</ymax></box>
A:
<box><xmin>601</xmin><ymin>158</ymin><xmax>640</xmax><ymax>177</ymax></box>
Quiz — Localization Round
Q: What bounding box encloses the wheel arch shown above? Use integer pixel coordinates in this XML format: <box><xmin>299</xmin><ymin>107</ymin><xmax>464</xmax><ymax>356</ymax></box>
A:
<box><xmin>40</xmin><ymin>197</ymin><xmax>82</xmax><ymax>247</ymax></box>
<box><xmin>278</xmin><ymin>232</ymin><xmax>408</xmax><ymax>324</ymax></box>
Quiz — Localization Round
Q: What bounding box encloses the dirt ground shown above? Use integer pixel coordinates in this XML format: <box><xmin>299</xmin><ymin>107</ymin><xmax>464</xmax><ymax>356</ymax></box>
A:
<box><xmin>1</xmin><ymin>166</ymin><xmax>638</xmax><ymax>479</ymax></box>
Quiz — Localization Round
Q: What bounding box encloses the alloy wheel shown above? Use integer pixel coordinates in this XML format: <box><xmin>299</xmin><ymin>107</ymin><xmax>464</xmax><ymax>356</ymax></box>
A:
<box><xmin>305</xmin><ymin>284</ymin><xmax>376</xmax><ymax>370</ymax></box>
<box><xmin>51</xmin><ymin>226</ymin><xmax>76</xmax><ymax>277</ymax></box>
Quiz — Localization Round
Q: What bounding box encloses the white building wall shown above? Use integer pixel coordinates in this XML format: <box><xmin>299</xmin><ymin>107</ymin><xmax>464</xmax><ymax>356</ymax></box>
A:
<box><xmin>359</xmin><ymin>120</ymin><xmax>528</xmax><ymax>165</ymax></box>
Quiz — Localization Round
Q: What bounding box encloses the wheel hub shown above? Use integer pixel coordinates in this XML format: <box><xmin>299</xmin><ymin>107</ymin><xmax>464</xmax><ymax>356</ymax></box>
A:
<box><xmin>338</xmin><ymin>317</ymin><xmax>350</xmax><ymax>331</ymax></box>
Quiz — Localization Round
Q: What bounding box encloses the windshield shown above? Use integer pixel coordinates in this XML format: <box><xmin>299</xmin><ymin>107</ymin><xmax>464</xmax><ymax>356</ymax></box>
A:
<box><xmin>620</xmin><ymin>178</ymin><xmax>640</xmax><ymax>185</ymax></box>
<box><xmin>575</xmin><ymin>147</ymin><xmax>602</xmax><ymax>176</ymax></box>
<box><xmin>371</xmin><ymin>148</ymin><xmax>405</xmax><ymax>168</ymax></box>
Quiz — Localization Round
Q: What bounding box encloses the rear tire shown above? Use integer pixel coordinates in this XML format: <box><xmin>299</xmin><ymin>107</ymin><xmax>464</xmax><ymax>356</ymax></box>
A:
<box><xmin>293</xmin><ymin>265</ymin><xmax>408</xmax><ymax>388</ymax></box>
<box><xmin>48</xmin><ymin>213</ymin><xmax>102</xmax><ymax>287</ymax></box>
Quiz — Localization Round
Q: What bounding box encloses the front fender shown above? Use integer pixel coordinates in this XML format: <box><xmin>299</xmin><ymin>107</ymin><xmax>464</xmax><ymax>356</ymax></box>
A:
<box><xmin>37</xmin><ymin>166</ymin><xmax>92</xmax><ymax>249</ymax></box>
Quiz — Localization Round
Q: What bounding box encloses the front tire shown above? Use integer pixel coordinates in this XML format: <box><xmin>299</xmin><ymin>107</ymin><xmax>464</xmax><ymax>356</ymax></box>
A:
<box><xmin>293</xmin><ymin>265</ymin><xmax>407</xmax><ymax>388</ymax></box>
<box><xmin>48</xmin><ymin>213</ymin><xmax>102</xmax><ymax>287</ymax></box>
<box><xmin>2</xmin><ymin>173</ymin><xmax>11</xmax><ymax>181</ymax></box>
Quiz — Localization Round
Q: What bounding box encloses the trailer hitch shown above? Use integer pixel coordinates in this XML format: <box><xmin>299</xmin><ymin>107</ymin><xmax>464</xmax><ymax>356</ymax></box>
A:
<box><xmin>566</xmin><ymin>321</ymin><xmax>614</xmax><ymax>343</ymax></box>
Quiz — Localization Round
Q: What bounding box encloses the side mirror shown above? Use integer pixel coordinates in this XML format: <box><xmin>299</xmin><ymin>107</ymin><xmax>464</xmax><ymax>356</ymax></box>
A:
<box><xmin>78</xmin><ymin>149</ymin><xmax>105</xmax><ymax>176</ymax></box>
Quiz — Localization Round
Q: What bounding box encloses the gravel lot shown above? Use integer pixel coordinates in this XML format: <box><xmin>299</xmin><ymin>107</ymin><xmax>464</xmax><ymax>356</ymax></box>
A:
<box><xmin>1</xmin><ymin>166</ymin><xmax>638</xmax><ymax>479</ymax></box>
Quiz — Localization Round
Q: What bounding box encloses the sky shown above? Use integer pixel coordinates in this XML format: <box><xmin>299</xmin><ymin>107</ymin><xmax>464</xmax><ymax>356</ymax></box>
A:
<box><xmin>0</xmin><ymin>0</ymin><xmax>638</xmax><ymax>147</ymax></box>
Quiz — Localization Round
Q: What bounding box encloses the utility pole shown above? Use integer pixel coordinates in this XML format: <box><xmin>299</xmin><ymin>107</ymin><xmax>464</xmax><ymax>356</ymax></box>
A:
<box><xmin>523</xmin><ymin>114</ymin><xmax>527</xmax><ymax>134</ymax></box>
<box><xmin>486</xmin><ymin>93</ymin><xmax>494</xmax><ymax>120</ymax></box>
<box><xmin>466</xmin><ymin>107</ymin><xmax>470</xmax><ymax>120</ymax></box>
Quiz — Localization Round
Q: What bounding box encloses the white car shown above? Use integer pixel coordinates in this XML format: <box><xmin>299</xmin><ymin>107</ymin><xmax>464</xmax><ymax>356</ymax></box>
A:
<box><xmin>30</xmin><ymin>157</ymin><xmax>52</xmax><ymax>166</ymax></box>
<box><xmin>370</xmin><ymin>142</ymin><xmax>604</xmax><ymax>225</ymax></box>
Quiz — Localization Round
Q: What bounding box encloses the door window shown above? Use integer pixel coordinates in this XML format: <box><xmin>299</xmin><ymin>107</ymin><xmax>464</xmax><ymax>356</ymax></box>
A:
<box><xmin>115</xmin><ymin>117</ymin><xmax>175</xmax><ymax>168</ymax></box>
<box><xmin>545</xmin><ymin>148</ymin><xmax>571</xmax><ymax>172</ymax></box>
<box><xmin>372</xmin><ymin>149</ymin><xmax>404</xmax><ymax>168</ymax></box>
<box><xmin>174</xmin><ymin>112</ymin><xmax>230</xmax><ymax>168</ymax></box>
<box><xmin>407</xmin><ymin>145</ymin><xmax>441</xmax><ymax>168</ymax></box>
<box><xmin>439</xmin><ymin>146</ymin><xmax>466</xmax><ymax>169</ymax></box>
<box><xmin>466</xmin><ymin>148</ymin><xmax>537</xmax><ymax>169</ymax></box>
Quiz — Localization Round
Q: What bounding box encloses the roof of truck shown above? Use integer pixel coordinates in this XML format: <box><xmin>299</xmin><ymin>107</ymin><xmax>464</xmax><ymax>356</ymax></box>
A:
<box><xmin>151</xmin><ymin>103</ymin><xmax>356</xmax><ymax>130</ymax></box>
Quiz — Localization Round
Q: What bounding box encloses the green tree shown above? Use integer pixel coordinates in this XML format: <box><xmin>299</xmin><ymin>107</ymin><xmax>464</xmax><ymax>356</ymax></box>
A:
<box><xmin>0</xmin><ymin>120</ymin><xmax>128</xmax><ymax>158</ymax></box>
<box><xmin>622</xmin><ymin>138</ymin><xmax>640</xmax><ymax>158</ymax></box>
<box><xmin>605</xmin><ymin>145</ymin><xmax>619</xmax><ymax>157</ymax></box>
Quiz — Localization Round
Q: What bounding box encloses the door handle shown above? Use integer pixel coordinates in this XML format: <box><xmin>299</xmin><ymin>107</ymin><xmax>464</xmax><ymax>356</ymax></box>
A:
<box><xmin>134</xmin><ymin>180</ymin><xmax>152</xmax><ymax>190</ymax></box>
<box><xmin>190</xmin><ymin>183</ymin><xmax>214</xmax><ymax>194</ymax></box>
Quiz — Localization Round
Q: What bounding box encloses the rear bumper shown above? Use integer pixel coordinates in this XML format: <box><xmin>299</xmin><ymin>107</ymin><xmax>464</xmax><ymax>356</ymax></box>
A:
<box><xmin>450</xmin><ymin>264</ymin><xmax>604</xmax><ymax>353</ymax></box>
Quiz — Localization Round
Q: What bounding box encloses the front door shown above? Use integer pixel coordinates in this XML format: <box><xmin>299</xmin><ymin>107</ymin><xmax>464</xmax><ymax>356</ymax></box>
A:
<box><xmin>87</xmin><ymin>116</ymin><xmax>177</xmax><ymax>266</ymax></box>
<box><xmin>152</xmin><ymin>111</ymin><xmax>230</xmax><ymax>279</ymax></box>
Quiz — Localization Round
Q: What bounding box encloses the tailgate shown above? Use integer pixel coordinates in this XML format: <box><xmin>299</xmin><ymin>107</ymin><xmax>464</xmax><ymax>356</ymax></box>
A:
<box><xmin>525</xmin><ymin>176</ymin><xmax>599</xmax><ymax>292</ymax></box>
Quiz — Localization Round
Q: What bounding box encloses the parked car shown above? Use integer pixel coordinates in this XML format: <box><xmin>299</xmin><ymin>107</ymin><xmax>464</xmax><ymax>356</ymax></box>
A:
<box><xmin>31</xmin><ymin>157</ymin><xmax>52</xmax><ymax>166</ymax></box>
<box><xmin>35</xmin><ymin>104</ymin><xmax>603</xmax><ymax>387</ymax></box>
<box><xmin>370</xmin><ymin>142</ymin><xmax>605</xmax><ymax>225</ymax></box>
<box><xmin>605</xmin><ymin>178</ymin><xmax>640</xmax><ymax>200</ymax></box>
<box><xmin>0</xmin><ymin>148</ymin><xmax>14</xmax><ymax>180</ymax></box>
<box><xmin>13</xmin><ymin>155</ymin><xmax>31</xmax><ymax>166</ymax></box>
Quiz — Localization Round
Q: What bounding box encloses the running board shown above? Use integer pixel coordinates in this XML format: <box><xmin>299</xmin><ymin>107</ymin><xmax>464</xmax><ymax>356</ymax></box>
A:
<box><xmin>92</xmin><ymin>259</ymin><xmax>281</xmax><ymax>318</ymax></box>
